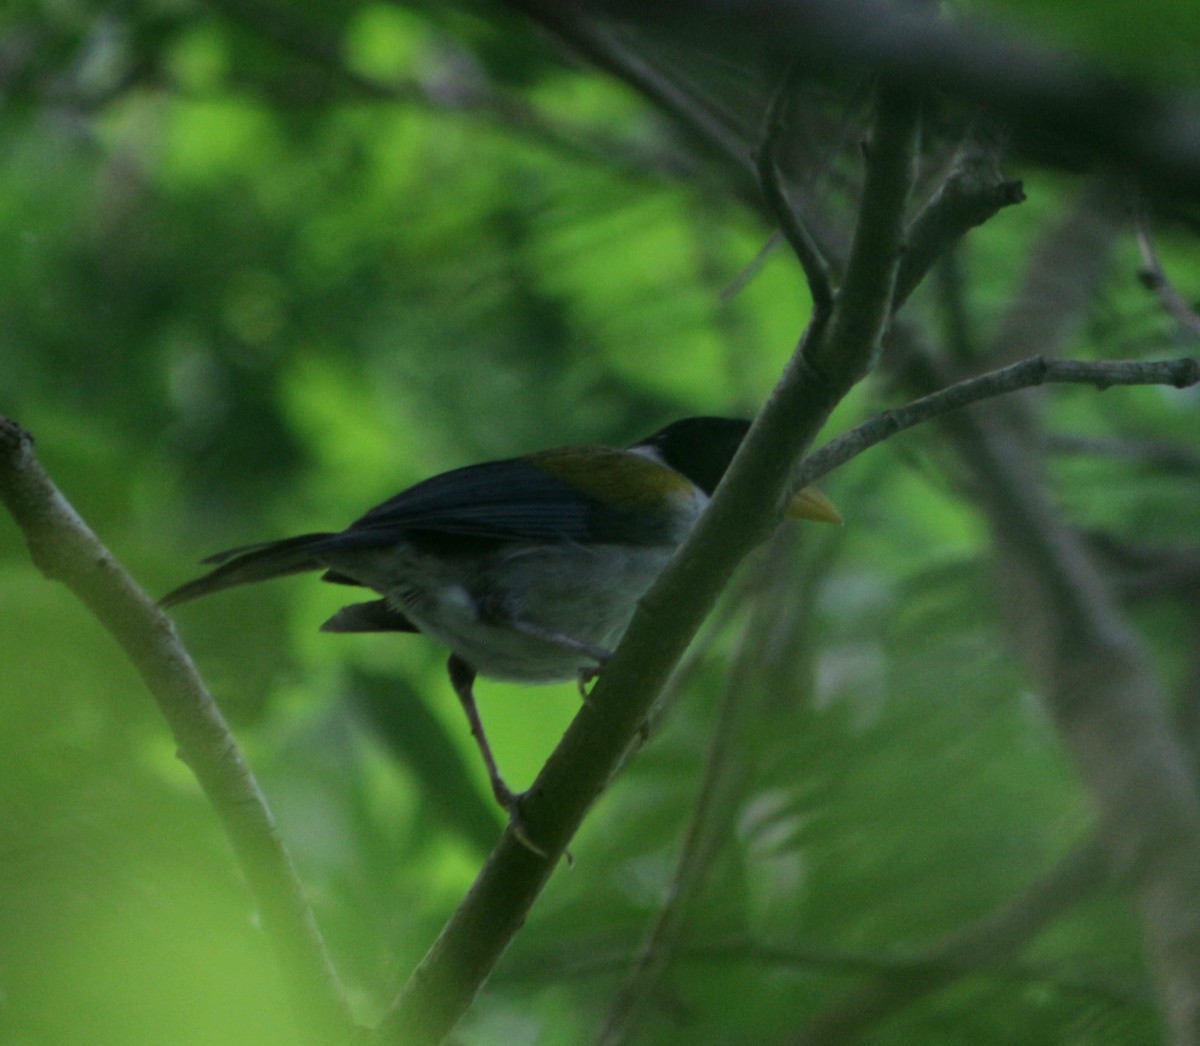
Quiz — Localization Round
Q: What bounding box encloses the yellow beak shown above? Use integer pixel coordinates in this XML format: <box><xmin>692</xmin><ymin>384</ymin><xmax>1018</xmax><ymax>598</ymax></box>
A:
<box><xmin>786</xmin><ymin>486</ymin><xmax>842</xmax><ymax>524</ymax></box>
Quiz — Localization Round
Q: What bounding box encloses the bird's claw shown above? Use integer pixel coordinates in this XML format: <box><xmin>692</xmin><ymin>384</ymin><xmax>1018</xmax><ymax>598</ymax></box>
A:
<box><xmin>495</xmin><ymin>785</ymin><xmax>548</xmax><ymax>858</ymax></box>
<box><xmin>577</xmin><ymin>660</ymin><xmax>606</xmax><ymax>702</ymax></box>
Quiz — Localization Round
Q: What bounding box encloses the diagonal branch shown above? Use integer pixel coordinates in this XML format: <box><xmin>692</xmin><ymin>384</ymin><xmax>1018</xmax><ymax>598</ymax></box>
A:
<box><xmin>894</xmin><ymin>131</ymin><xmax>1026</xmax><ymax>311</ymax></box>
<box><xmin>810</xmin><ymin>85</ymin><xmax>920</xmax><ymax>382</ymax></box>
<box><xmin>505</xmin><ymin>0</ymin><xmax>759</xmax><ymax>194</ymax></box>
<box><xmin>1135</xmin><ymin>212</ymin><xmax>1200</xmax><ymax>338</ymax></box>
<box><xmin>0</xmin><ymin>419</ymin><xmax>354</xmax><ymax>1046</ymax></box>
<box><xmin>508</xmin><ymin>918</ymin><xmax>1147</xmax><ymax>1010</ymax></box>
<box><xmin>794</xmin><ymin>356</ymin><xmax>1200</xmax><ymax>489</ymax></box>
<box><xmin>756</xmin><ymin>66</ymin><xmax>835</xmax><ymax>316</ymax></box>
<box><xmin>373</xmin><ymin>82</ymin><xmax>921</xmax><ymax>1046</ymax></box>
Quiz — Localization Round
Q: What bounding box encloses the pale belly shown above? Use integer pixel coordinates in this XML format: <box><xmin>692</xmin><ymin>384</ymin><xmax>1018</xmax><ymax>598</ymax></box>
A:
<box><xmin>321</xmin><ymin>540</ymin><xmax>678</xmax><ymax>682</ymax></box>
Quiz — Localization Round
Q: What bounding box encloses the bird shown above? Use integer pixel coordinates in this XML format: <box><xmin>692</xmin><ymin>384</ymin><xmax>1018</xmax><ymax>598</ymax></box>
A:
<box><xmin>161</xmin><ymin>416</ymin><xmax>840</xmax><ymax>817</ymax></box>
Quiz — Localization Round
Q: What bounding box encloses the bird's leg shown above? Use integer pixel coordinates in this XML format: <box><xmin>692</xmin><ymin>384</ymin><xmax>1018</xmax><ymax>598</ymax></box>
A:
<box><xmin>447</xmin><ymin>654</ymin><xmax>515</xmax><ymax>809</ymax></box>
<box><xmin>446</xmin><ymin>654</ymin><xmax>546</xmax><ymax>857</ymax></box>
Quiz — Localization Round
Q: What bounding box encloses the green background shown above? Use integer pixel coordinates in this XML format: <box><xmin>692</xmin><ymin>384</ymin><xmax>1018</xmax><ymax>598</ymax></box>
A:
<box><xmin>1</xmin><ymin>2</ymin><xmax>1198</xmax><ymax>1043</ymax></box>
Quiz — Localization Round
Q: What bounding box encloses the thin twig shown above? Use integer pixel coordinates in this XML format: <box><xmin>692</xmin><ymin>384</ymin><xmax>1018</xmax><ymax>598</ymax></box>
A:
<box><xmin>756</xmin><ymin>66</ymin><xmax>834</xmax><ymax>315</ymax></box>
<box><xmin>720</xmin><ymin>230</ymin><xmax>783</xmax><ymax>302</ymax></box>
<box><xmin>598</xmin><ymin>0</ymin><xmax>1200</xmax><ymax>198</ymax></box>
<box><xmin>506</xmin><ymin>0</ymin><xmax>758</xmax><ymax>194</ymax></box>
<box><xmin>1047</xmin><ymin>433</ymin><xmax>1200</xmax><ymax>474</ymax></box>
<box><xmin>1135</xmin><ymin>212</ymin><xmax>1200</xmax><ymax>337</ymax></box>
<box><xmin>894</xmin><ymin>132</ymin><xmax>1025</xmax><ymax>311</ymax></box>
<box><xmin>795</xmin><ymin>355</ymin><xmax>1200</xmax><ymax>489</ymax></box>
<box><xmin>509</xmin><ymin>931</ymin><xmax>1148</xmax><ymax>1012</ymax></box>
<box><xmin>0</xmin><ymin>419</ymin><xmax>354</xmax><ymax>1046</ymax></box>
<box><xmin>499</xmin><ymin>832</ymin><xmax>1145</xmax><ymax>1023</ymax></box>
<box><xmin>810</xmin><ymin>84</ymin><xmax>921</xmax><ymax>381</ymax></box>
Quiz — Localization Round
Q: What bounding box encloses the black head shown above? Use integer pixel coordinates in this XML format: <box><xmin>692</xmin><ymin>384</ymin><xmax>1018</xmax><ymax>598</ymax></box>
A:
<box><xmin>630</xmin><ymin>416</ymin><xmax>752</xmax><ymax>496</ymax></box>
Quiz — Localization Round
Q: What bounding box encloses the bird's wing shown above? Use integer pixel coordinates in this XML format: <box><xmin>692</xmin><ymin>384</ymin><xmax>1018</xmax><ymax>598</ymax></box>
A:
<box><xmin>339</xmin><ymin>457</ymin><xmax>595</xmax><ymax>541</ymax></box>
<box><xmin>160</xmin><ymin>447</ymin><xmax>693</xmax><ymax>609</ymax></box>
<box><xmin>331</xmin><ymin>449</ymin><xmax>685</xmax><ymax>548</ymax></box>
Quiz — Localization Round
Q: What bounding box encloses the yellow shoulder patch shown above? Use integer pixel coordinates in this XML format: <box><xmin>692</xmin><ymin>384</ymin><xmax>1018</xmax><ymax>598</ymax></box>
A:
<box><xmin>531</xmin><ymin>447</ymin><xmax>696</xmax><ymax>509</ymax></box>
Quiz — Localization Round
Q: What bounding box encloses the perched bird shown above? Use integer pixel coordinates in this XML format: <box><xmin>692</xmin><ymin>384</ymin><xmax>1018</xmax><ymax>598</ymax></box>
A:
<box><xmin>162</xmin><ymin>417</ymin><xmax>840</xmax><ymax>815</ymax></box>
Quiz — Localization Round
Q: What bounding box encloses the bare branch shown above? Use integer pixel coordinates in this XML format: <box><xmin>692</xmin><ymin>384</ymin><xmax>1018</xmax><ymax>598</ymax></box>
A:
<box><xmin>1048</xmin><ymin>433</ymin><xmax>1200</xmax><ymax>474</ymax></box>
<box><xmin>796</xmin><ymin>356</ymin><xmax>1200</xmax><ymax>488</ymax></box>
<box><xmin>1136</xmin><ymin>214</ymin><xmax>1200</xmax><ymax>337</ymax></box>
<box><xmin>505</xmin><ymin>0</ymin><xmax>759</xmax><ymax>196</ymax></box>
<box><xmin>509</xmin><ymin>927</ymin><xmax>1147</xmax><ymax>1010</ymax></box>
<box><xmin>810</xmin><ymin>85</ymin><xmax>920</xmax><ymax>382</ymax></box>
<box><xmin>0</xmin><ymin>419</ymin><xmax>354</xmax><ymax>1046</ymax></box>
<box><xmin>374</xmin><ymin>81</ymin><xmax>922</xmax><ymax>1046</ymax></box>
<box><xmin>756</xmin><ymin>67</ymin><xmax>834</xmax><ymax>315</ymax></box>
<box><xmin>894</xmin><ymin>132</ymin><xmax>1026</xmax><ymax>311</ymax></box>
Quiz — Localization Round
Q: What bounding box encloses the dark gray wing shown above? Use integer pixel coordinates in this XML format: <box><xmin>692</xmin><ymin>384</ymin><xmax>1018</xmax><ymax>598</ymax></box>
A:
<box><xmin>330</xmin><ymin>456</ymin><xmax>601</xmax><ymax>545</ymax></box>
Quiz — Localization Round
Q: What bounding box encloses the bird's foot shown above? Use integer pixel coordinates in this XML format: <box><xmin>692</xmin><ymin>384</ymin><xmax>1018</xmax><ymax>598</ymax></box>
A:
<box><xmin>576</xmin><ymin>658</ymin><xmax>608</xmax><ymax>702</ymax></box>
<box><xmin>494</xmin><ymin>784</ymin><xmax>548</xmax><ymax>858</ymax></box>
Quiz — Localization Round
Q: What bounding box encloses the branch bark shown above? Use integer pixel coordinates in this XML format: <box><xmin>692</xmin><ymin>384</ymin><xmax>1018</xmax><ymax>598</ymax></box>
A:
<box><xmin>757</xmin><ymin>66</ymin><xmax>835</xmax><ymax>316</ymax></box>
<box><xmin>795</xmin><ymin>356</ymin><xmax>1200</xmax><ymax>489</ymax></box>
<box><xmin>894</xmin><ymin>132</ymin><xmax>1026</xmax><ymax>311</ymax></box>
<box><xmin>0</xmin><ymin>419</ymin><xmax>354</xmax><ymax>1046</ymax></box>
<box><xmin>373</xmin><ymin>82</ymin><xmax>921</xmax><ymax>1046</ymax></box>
<box><xmin>1136</xmin><ymin>211</ymin><xmax>1200</xmax><ymax>337</ymax></box>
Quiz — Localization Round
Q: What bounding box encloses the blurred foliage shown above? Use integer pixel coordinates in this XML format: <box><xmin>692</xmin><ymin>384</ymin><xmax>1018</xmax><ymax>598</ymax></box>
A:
<box><xmin>976</xmin><ymin>0</ymin><xmax>1200</xmax><ymax>81</ymax></box>
<box><xmin>1</xmin><ymin>2</ymin><xmax>1199</xmax><ymax>1044</ymax></box>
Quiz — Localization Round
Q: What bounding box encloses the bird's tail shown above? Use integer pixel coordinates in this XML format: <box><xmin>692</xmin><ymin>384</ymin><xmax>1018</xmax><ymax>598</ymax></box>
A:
<box><xmin>160</xmin><ymin>533</ymin><xmax>337</xmax><ymax>608</ymax></box>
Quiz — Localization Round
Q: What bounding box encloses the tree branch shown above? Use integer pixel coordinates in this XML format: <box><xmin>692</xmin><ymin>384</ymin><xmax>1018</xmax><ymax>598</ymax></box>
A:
<box><xmin>1136</xmin><ymin>212</ymin><xmax>1200</xmax><ymax>337</ymax></box>
<box><xmin>0</xmin><ymin>419</ymin><xmax>354</xmax><ymax>1046</ymax></box>
<box><xmin>564</xmin><ymin>351</ymin><xmax>1179</xmax><ymax>1043</ymax></box>
<box><xmin>373</xmin><ymin>81</ymin><xmax>921</xmax><ymax>1046</ymax></box>
<box><xmin>894</xmin><ymin>131</ymin><xmax>1026</xmax><ymax>311</ymax></box>
<box><xmin>505</xmin><ymin>0</ymin><xmax>759</xmax><ymax>196</ymax></box>
<box><xmin>810</xmin><ymin>85</ymin><xmax>920</xmax><ymax>382</ymax></box>
<box><xmin>756</xmin><ymin>66</ymin><xmax>835</xmax><ymax>316</ymax></box>
<box><xmin>795</xmin><ymin>356</ymin><xmax>1200</xmax><ymax>489</ymax></box>
<box><xmin>507</xmin><ymin>925</ymin><xmax>1147</xmax><ymax>1010</ymax></box>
